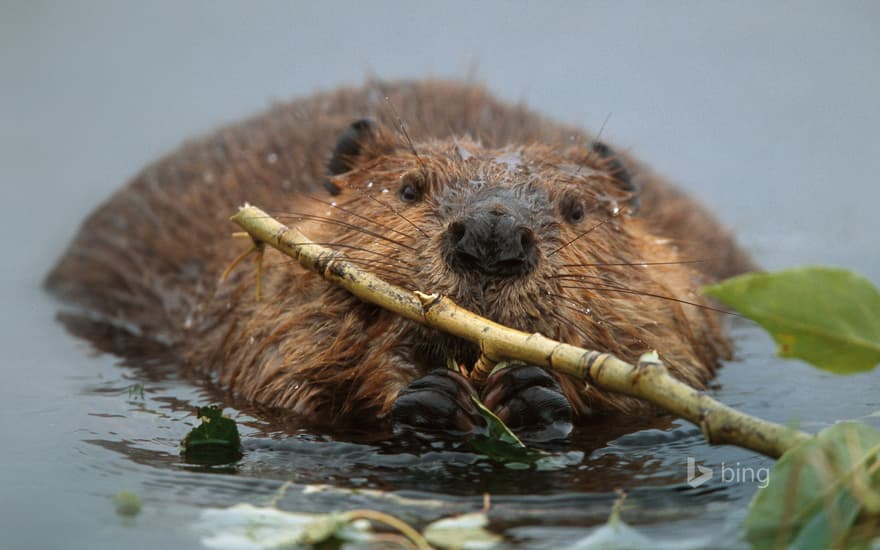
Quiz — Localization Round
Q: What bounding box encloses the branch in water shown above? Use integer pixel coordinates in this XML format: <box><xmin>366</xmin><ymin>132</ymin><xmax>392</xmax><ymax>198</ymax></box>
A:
<box><xmin>231</xmin><ymin>204</ymin><xmax>810</xmax><ymax>459</ymax></box>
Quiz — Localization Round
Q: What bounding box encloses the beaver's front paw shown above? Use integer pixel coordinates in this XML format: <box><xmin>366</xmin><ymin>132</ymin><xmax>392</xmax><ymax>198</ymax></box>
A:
<box><xmin>390</xmin><ymin>369</ymin><xmax>487</xmax><ymax>436</ymax></box>
<box><xmin>480</xmin><ymin>364</ymin><xmax>573</xmax><ymax>443</ymax></box>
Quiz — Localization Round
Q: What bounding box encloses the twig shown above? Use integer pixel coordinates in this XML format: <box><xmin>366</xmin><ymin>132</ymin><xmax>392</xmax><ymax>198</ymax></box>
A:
<box><xmin>231</xmin><ymin>204</ymin><xmax>810</xmax><ymax>459</ymax></box>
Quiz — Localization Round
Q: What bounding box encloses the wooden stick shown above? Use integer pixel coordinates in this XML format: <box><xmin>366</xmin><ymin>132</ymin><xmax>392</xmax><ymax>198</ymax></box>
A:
<box><xmin>231</xmin><ymin>204</ymin><xmax>810</xmax><ymax>459</ymax></box>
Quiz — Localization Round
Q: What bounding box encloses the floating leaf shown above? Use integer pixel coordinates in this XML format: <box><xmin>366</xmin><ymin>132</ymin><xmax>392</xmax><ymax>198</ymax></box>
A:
<box><xmin>113</xmin><ymin>491</ymin><xmax>142</xmax><ymax>518</ymax></box>
<box><xmin>181</xmin><ymin>405</ymin><xmax>242</xmax><ymax>464</ymax></box>
<box><xmin>465</xmin><ymin>395</ymin><xmax>546</xmax><ymax>464</ymax></box>
<box><xmin>570</xmin><ymin>493</ymin><xmax>712</xmax><ymax>549</ymax></box>
<box><xmin>300</xmin><ymin>512</ymin><xmax>362</xmax><ymax>545</ymax></box>
<box><xmin>197</xmin><ymin>504</ymin><xmax>371</xmax><ymax>549</ymax></box>
<box><xmin>472</xmin><ymin>396</ymin><xmax>525</xmax><ymax>448</ymax></box>
<box><xmin>745</xmin><ymin>422</ymin><xmax>880</xmax><ymax>549</ymax></box>
<box><xmin>704</xmin><ymin>267</ymin><xmax>880</xmax><ymax>373</ymax></box>
<box><xmin>424</xmin><ymin>512</ymin><xmax>502</xmax><ymax>549</ymax></box>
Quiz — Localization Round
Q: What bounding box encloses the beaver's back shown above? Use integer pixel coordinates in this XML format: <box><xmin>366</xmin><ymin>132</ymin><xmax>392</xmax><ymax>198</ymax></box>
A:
<box><xmin>46</xmin><ymin>78</ymin><xmax>750</xmax><ymax>353</ymax></box>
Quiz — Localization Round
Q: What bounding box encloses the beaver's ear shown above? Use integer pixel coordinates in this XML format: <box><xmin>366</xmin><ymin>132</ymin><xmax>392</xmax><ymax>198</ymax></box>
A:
<box><xmin>590</xmin><ymin>140</ymin><xmax>640</xmax><ymax>214</ymax></box>
<box><xmin>324</xmin><ymin>118</ymin><xmax>380</xmax><ymax>195</ymax></box>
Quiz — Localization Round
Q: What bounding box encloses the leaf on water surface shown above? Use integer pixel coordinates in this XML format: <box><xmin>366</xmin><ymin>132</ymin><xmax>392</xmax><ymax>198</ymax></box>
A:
<box><xmin>465</xmin><ymin>394</ymin><xmax>548</xmax><ymax>465</ymax></box>
<box><xmin>180</xmin><ymin>405</ymin><xmax>243</xmax><ymax>464</ymax></box>
<box><xmin>423</xmin><ymin>512</ymin><xmax>501</xmax><ymax>549</ymax></box>
<box><xmin>472</xmin><ymin>395</ymin><xmax>525</xmax><ymax>448</ymax></box>
<box><xmin>113</xmin><ymin>490</ymin><xmax>142</xmax><ymax>518</ymax></box>
<box><xmin>704</xmin><ymin>267</ymin><xmax>880</xmax><ymax>373</ymax></box>
<box><xmin>569</xmin><ymin>494</ymin><xmax>712</xmax><ymax>550</ymax></box>
<box><xmin>197</xmin><ymin>504</ymin><xmax>372</xmax><ymax>549</ymax></box>
<box><xmin>745</xmin><ymin>422</ymin><xmax>880</xmax><ymax>549</ymax></box>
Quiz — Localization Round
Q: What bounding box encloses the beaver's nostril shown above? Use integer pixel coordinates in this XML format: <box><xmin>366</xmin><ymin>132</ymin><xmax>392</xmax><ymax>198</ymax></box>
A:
<box><xmin>448</xmin><ymin>221</ymin><xmax>467</xmax><ymax>246</ymax></box>
<box><xmin>519</xmin><ymin>227</ymin><xmax>536</xmax><ymax>251</ymax></box>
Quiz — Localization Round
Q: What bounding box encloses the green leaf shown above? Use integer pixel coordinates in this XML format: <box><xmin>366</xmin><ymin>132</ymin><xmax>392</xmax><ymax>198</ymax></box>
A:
<box><xmin>113</xmin><ymin>491</ymin><xmax>142</xmax><ymax>518</ymax></box>
<box><xmin>744</xmin><ymin>422</ymin><xmax>880</xmax><ymax>549</ymax></box>
<box><xmin>465</xmin><ymin>394</ymin><xmax>546</xmax><ymax>465</ymax></box>
<box><xmin>181</xmin><ymin>405</ymin><xmax>242</xmax><ymax>464</ymax></box>
<box><xmin>471</xmin><ymin>395</ymin><xmax>525</xmax><ymax>448</ymax></box>
<box><xmin>704</xmin><ymin>267</ymin><xmax>880</xmax><ymax>373</ymax></box>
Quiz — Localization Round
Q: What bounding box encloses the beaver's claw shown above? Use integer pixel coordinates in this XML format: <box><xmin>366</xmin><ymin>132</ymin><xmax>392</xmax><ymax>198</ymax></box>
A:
<box><xmin>391</xmin><ymin>365</ymin><xmax>572</xmax><ymax>444</ymax></box>
<box><xmin>390</xmin><ymin>369</ymin><xmax>487</xmax><ymax>436</ymax></box>
<box><xmin>480</xmin><ymin>364</ymin><xmax>573</xmax><ymax>443</ymax></box>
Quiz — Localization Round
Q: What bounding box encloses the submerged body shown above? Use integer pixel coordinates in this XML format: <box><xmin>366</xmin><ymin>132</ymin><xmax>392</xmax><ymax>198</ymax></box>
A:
<box><xmin>47</xmin><ymin>80</ymin><xmax>751</xmax><ymax>439</ymax></box>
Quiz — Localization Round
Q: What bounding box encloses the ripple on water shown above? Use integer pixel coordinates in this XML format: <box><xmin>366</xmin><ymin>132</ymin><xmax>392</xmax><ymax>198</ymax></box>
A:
<box><xmin>65</xmin><ymin>314</ymin><xmax>880</xmax><ymax>549</ymax></box>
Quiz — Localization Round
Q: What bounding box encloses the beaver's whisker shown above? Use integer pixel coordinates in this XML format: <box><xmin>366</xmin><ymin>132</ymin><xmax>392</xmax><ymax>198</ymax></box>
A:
<box><xmin>385</xmin><ymin>96</ymin><xmax>426</xmax><ymax>171</ymax></box>
<box><xmin>545</xmin><ymin>292</ymin><xmax>594</xmax><ymax>317</ymax></box>
<box><xmin>547</xmin><ymin>217</ymin><xmax>612</xmax><ymax>257</ymax></box>
<box><xmin>570</xmin><ymin>112</ymin><xmax>613</xmax><ymax>180</ymax></box>
<box><xmin>556</xmin><ymin>259</ymin><xmax>711</xmax><ymax>269</ymax></box>
<box><xmin>545</xmin><ymin>293</ymin><xmax>618</xmax><ymax>346</ymax></box>
<box><xmin>269</xmin><ymin>249</ymin><xmax>417</xmax><ymax>272</ymax></box>
<box><xmin>547</xmin><ymin>309</ymin><xmax>593</xmax><ymax>343</ymax></box>
<box><xmin>254</xmin><ymin>240</ymin><xmax>414</xmax><ymax>264</ymax></box>
<box><xmin>302</xmin><ymin>194</ymin><xmax>416</xmax><ymax>242</ymax></box>
<box><xmin>557</xmin><ymin>284</ymin><xmax>739</xmax><ymax>316</ymax></box>
<box><xmin>267</xmin><ymin>211</ymin><xmax>417</xmax><ymax>251</ymax></box>
<box><xmin>263</xmin><ymin>257</ymin><xmax>416</xmax><ymax>280</ymax></box>
<box><xmin>358</xmin><ymin>191</ymin><xmax>429</xmax><ymax>238</ymax></box>
<box><xmin>330</xmin><ymin>257</ymin><xmax>418</xmax><ymax>273</ymax></box>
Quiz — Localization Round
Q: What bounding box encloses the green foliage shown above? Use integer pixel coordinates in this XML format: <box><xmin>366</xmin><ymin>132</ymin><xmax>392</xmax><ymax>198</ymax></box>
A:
<box><xmin>704</xmin><ymin>267</ymin><xmax>880</xmax><ymax>373</ymax></box>
<box><xmin>745</xmin><ymin>422</ymin><xmax>880</xmax><ymax>549</ymax></box>
<box><xmin>113</xmin><ymin>491</ymin><xmax>142</xmax><ymax>518</ymax></box>
<box><xmin>127</xmin><ymin>383</ymin><xmax>144</xmax><ymax>401</ymax></box>
<box><xmin>180</xmin><ymin>406</ymin><xmax>242</xmax><ymax>465</ymax></box>
<box><xmin>465</xmin><ymin>394</ymin><xmax>547</xmax><ymax>465</ymax></box>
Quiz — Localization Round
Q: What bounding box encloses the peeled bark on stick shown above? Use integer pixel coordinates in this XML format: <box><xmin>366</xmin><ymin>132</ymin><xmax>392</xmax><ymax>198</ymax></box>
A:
<box><xmin>231</xmin><ymin>204</ymin><xmax>809</xmax><ymax>459</ymax></box>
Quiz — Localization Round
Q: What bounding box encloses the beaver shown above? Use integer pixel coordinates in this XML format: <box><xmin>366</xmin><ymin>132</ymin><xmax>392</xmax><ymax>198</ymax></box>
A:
<box><xmin>46</xmin><ymin>79</ymin><xmax>752</xmax><ymax>442</ymax></box>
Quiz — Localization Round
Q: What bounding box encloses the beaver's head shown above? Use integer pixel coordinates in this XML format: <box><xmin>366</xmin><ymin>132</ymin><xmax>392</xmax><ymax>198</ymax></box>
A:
<box><xmin>313</xmin><ymin>118</ymin><xmax>701</xmax><ymax>373</ymax></box>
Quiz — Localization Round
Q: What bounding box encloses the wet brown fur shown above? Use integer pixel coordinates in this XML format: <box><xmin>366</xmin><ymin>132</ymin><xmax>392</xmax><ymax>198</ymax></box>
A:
<box><xmin>46</xmin><ymin>79</ymin><xmax>753</xmax><ymax>427</ymax></box>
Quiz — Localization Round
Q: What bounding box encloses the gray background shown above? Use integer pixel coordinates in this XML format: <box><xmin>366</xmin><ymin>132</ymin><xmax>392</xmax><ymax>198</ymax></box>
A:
<box><xmin>1</xmin><ymin>1</ymin><xmax>878</xmax><ymax>548</ymax></box>
<box><xmin>3</xmin><ymin>1</ymin><xmax>879</xmax><ymax>278</ymax></box>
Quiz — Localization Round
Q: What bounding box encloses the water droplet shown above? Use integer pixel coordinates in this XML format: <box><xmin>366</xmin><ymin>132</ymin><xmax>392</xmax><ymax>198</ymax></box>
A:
<box><xmin>266</xmin><ymin>152</ymin><xmax>278</xmax><ymax>164</ymax></box>
<box><xmin>612</xmin><ymin>206</ymin><xmax>620</xmax><ymax>215</ymax></box>
<box><xmin>366</xmin><ymin>181</ymin><xmax>374</xmax><ymax>189</ymax></box>
<box><xmin>248</xmin><ymin>336</ymin><xmax>255</xmax><ymax>345</ymax></box>
<box><xmin>330</xmin><ymin>201</ymin><xmax>337</xmax><ymax>207</ymax></box>
<box><xmin>381</xmin><ymin>188</ymin><xmax>389</xmax><ymax>194</ymax></box>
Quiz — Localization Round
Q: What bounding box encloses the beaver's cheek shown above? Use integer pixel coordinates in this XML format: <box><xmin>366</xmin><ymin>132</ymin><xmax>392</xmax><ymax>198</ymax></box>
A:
<box><xmin>390</xmin><ymin>369</ymin><xmax>487</xmax><ymax>436</ymax></box>
<box><xmin>481</xmin><ymin>364</ymin><xmax>573</xmax><ymax>443</ymax></box>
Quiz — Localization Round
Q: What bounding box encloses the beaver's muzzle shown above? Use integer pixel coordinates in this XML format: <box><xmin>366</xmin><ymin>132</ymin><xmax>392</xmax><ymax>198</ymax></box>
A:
<box><xmin>442</xmin><ymin>187</ymin><xmax>538</xmax><ymax>278</ymax></box>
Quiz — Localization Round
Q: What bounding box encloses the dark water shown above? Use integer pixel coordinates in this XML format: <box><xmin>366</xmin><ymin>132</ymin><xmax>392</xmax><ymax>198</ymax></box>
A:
<box><xmin>3</xmin><ymin>2</ymin><xmax>879</xmax><ymax>549</ymax></box>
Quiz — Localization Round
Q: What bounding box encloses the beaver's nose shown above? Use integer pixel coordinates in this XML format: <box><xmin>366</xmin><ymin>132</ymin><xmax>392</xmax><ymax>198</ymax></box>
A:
<box><xmin>445</xmin><ymin>208</ymin><xmax>537</xmax><ymax>278</ymax></box>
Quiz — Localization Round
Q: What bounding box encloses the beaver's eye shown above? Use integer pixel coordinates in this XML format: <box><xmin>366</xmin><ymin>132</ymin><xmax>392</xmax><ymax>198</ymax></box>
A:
<box><xmin>561</xmin><ymin>197</ymin><xmax>586</xmax><ymax>224</ymax></box>
<box><xmin>398</xmin><ymin>174</ymin><xmax>424</xmax><ymax>203</ymax></box>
